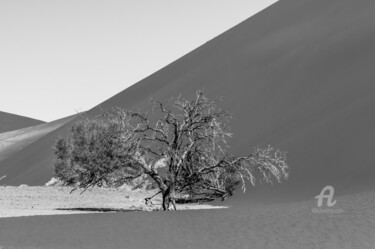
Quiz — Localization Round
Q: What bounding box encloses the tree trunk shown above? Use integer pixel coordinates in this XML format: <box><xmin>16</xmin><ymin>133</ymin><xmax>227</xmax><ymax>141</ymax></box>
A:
<box><xmin>161</xmin><ymin>186</ymin><xmax>177</xmax><ymax>210</ymax></box>
<box><xmin>162</xmin><ymin>169</ymin><xmax>177</xmax><ymax>211</ymax></box>
<box><xmin>162</xmin><ymin>190</ymin><xmax>170</xmax><ymax>211</ymax></box>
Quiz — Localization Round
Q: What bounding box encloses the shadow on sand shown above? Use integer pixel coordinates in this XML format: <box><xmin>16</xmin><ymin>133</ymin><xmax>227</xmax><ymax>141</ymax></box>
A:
<box><xmin>55</xmin><ymin>207</ymin><xmax>143</xmax><ymax>213</ymax></box>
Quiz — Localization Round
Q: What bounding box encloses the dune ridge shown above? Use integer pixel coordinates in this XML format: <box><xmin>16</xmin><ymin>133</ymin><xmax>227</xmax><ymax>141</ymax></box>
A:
<box><xmin>0</xmin><ymin>115</ymin><xmax>77</xmax><ymax>184</ymax></box>
<box><xmin>0</xmin><ymin>115</ymin><xmax>76</xmax><ymax>162</ymax></box>
<box><xmin>0</xmin><ymin>111</ymin><xmax>45</xmax><ymax>134</ymax></box>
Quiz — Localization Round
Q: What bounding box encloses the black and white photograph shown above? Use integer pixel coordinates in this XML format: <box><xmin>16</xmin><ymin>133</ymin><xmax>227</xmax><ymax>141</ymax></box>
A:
<box><xmin>0</xmin><ymin>0</ymin><xmax>374</xmax><ymax>248</ymax></box>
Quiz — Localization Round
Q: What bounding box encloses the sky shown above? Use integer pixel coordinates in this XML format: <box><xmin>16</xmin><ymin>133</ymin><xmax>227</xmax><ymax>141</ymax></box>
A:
<box><xmin>0</xmin><ymin>0</ymin><xmax>277</xmax><ymax>122</ymax></box>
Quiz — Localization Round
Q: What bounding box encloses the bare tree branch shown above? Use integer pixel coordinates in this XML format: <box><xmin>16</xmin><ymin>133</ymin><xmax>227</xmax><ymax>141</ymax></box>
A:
<box><xmin>53</xmin><ymin>90</ymin><xmax>289</xmax><ymax>211</ymax></box>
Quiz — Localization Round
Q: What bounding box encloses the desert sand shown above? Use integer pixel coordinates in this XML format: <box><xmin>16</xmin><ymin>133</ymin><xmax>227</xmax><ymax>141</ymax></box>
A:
<box><xmin>0</xmin><ymin>188</ymin><xmax>374</xmax><ymax>248</ymax></box>
<box><xmin>0</xmin><ymin>186</ymin><xmax>226</xmax><ymax>218</ymax></box>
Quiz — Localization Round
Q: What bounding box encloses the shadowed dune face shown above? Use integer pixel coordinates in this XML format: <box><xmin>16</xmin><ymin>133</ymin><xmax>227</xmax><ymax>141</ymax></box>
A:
<box><xmin>0</xmin><ymin>115</ymin><xmax>77</xmax><ymax>185</ymax></box>
<box><xmin>1</xmin><ymin>0</ymin><xmax>375</xmax><ymax>203</ymax></box>
<box><xmin>0</xmin><ymin>111</ymin><xmax>45</xmax><ymax>134</ymax></box>
<box><xmin>0</xmin><ymin>115</ymin><xmax>76</xmax><ymax>162</ymax></box>
<box><xmin>90</xmin><ymin>0</ymin><xmax>375</xmax><ymax>202</ymax></box>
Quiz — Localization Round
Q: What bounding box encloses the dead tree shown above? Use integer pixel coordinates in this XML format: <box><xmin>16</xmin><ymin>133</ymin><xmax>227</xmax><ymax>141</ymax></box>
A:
<box><xmin>53</xmin><ymin>91</ymin><xmax>289</xmax><ymax>210</ymax></box>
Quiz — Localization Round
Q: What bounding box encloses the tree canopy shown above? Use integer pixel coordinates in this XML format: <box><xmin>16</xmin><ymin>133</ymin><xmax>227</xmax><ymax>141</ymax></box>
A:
<box><xmin>54</xmin><ymin>91</ymin><xmax>289</xmax><ymax>210</ymax></box>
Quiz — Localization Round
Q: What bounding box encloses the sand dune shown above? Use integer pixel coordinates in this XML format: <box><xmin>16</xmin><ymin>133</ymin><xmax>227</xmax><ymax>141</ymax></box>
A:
<box><xmin>0</xmin><ymin>115</ymin><xmax>77</xmax><ymax>184</ymax></box>
<box><xmin>0</xmin><ymin>115</ymin><xmax>75</xmax><ymax>162</ymax></box>
<box><xmin>0</xmin><ymin>111</ymin><xmax>44</xmax><ymax>134</ymax></box>
<box><xmin>1</xmin><ymin>0</ymin><xmax>375</xmax><ymax>205</ymax></box>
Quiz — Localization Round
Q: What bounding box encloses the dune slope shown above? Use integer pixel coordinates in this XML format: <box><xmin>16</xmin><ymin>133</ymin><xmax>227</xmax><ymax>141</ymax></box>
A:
<box><xmin>1</xmin><ymin>0</ymin><xmax>375</xmax><ymax>203</ymax></box>
<box><xmin>0</xmin><ymin>111</ymin><xmax>45</xmax><ymax>134</ymax></box>
<box><xmin>83</xmin><ymin>0</ymin><xmax>375</xmax><ymax>201</ymax></box>
<box><xmin>0</xmin><ymin>115</ymin><xmax>76</xmax><ymax>162</ymax></box>
<box><xmin>0</xmin><ymin>115</ymin><xmax>77</xmax><ymax>184</ymax></box>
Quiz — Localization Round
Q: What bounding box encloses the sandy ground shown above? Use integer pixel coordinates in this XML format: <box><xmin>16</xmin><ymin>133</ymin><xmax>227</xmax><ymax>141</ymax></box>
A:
<box><xmin>0</xmin><ymin>186</ymin><xmax>226</xmax><ymax>218</ymax></box>
<box><xmin>0</xmin><ymin>189</ymin><xmax>374</xmax><ymax>249</ymax></box>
